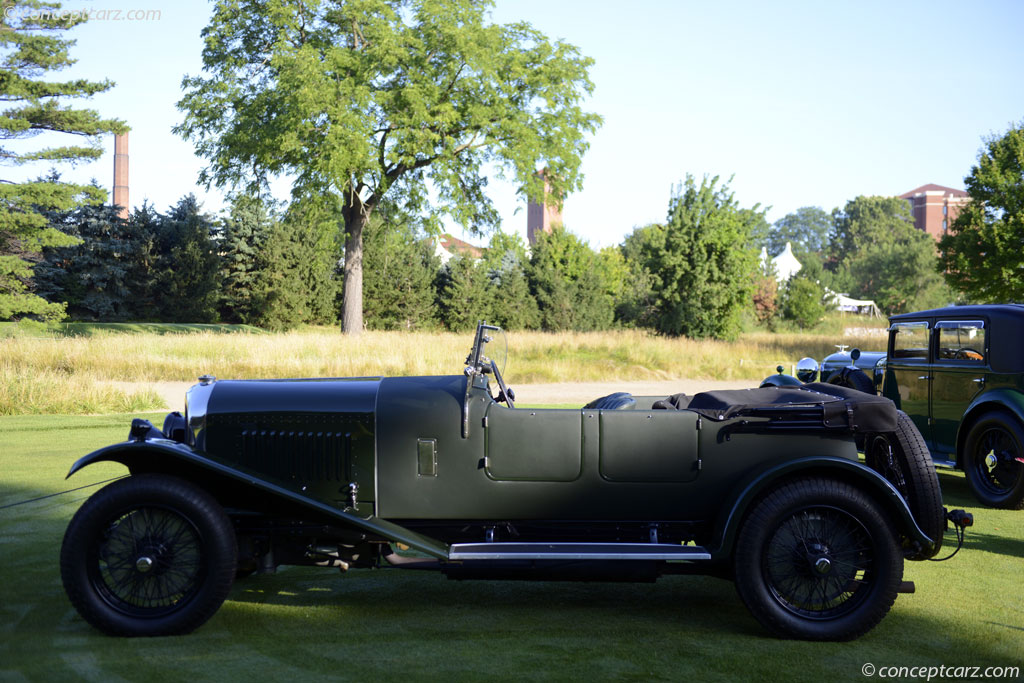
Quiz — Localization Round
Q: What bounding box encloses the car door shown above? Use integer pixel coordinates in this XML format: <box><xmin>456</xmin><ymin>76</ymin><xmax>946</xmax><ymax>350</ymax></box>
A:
<box><xmin>884</xmin><ymin>321</ymin><xmax>933</xmax><ymax>447</ymax></box>
<box><xmin>930</xmin><ymin>319</ymin><xmax>987</xmax><ymax>462</ymax></box>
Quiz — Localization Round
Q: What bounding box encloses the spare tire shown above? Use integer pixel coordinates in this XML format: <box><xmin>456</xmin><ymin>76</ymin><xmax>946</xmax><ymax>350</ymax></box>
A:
<box><xmin>863</xmin><ymin>410</ymin><xmax>944</xmax><ymax>559</ymax></box>
<box><xmin>825</xmin><ymin>367</ymin><xmax>875</xmax><ymax>395</ymax></box>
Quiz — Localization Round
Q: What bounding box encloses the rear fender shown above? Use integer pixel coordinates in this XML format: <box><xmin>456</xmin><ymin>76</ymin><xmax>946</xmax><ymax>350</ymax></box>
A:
<box><xmin>708</xmin><ymin>456</ymin><xmax>933</xmax><ymax>561</ymax></box>
<box><xmin>67</xmin><ymin>441</ymin><xmax>449</xmax><ymax>560</ymax></box>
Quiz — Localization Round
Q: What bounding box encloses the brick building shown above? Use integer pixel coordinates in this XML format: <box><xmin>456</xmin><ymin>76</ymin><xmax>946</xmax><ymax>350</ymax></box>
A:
<box><xmin>898</xmin><ymin>183</ymin><xmax>970</xmax><ymax>240</ymax></box>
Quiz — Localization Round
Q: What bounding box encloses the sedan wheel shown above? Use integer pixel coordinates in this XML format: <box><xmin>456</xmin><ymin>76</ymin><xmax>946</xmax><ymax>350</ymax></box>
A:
<box><xmin>964</xmin><ymin>412</ymin><xmax>1024</xmax><ymax>510</ymax></box>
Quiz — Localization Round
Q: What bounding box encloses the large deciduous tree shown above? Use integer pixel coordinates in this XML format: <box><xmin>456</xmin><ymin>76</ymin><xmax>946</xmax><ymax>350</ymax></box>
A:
<box><xmin>0</xmin><ymin>0</ymin><xmax>125</xmax><ymax>320</ymax></box>
<box><xmin>938</xmin><ymin>123</ymin><xmax>1024</xmax><ymax>302</ymax></box>
<box><xmin>829</xmin><ymin>196</ymin><xmax>949</xmax><ymax>314</ymax></box>
<box><xmin>176</xmin><ymin>0</ymin><xmax>601</xmax><ymax>334</ymax></box>
<box><xmin>765</xmin><ymin>206</ymin><xmax>831</xmax><ymax>258</ymax></box>
<box><xmin>630</xmin><ymin>176</ymin><xmax>763</xmax><ymax>340</ymax></box>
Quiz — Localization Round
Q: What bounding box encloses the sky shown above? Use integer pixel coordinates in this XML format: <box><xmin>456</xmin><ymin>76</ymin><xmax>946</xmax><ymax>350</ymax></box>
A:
<box><xmin>12</xmin><ymin>0</ymin><xmax>1024</xmax><ymax>249</ymax></box>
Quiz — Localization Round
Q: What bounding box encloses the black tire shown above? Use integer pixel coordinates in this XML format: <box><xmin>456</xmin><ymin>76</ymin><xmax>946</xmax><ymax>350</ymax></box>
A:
<box><xmin>963</xmin><ymin>411</ymin><xmax>1024</xmax><ymax>510</ymax></box>
<box><xmin>60</xmin><ymin>474</ymin><xmax>237</xmax><ymax>636</ymax></box>
<box><xmin>733</xmin><ymin>477</ymin><xmax>903</xmax><ymax>641</ymax></box>
<box><xmin>825</xmin><ymin>367</ymin><xmax>875</xmax><ymax>395</ymax></box>
<box><xmin>863</xmin><ymin>410</ymin><xmax>945</xmax><ymax>558</ymax></box>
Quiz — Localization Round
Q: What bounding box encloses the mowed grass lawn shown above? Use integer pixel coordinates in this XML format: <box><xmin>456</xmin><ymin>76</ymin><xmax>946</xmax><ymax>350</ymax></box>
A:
<box><xmin>1</xmin><ymin>414</ymin><xmax>1021</xmax><ymax>682</ymax></box>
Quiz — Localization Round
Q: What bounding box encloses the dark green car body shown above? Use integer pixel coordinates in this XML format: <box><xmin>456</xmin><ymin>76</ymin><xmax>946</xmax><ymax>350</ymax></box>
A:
<box><xmin>62</xmin><ymin>324</ymin><xmax>959</xmax><ymax>640</ymax></box>
<box><xmin>884</xmin><ymin>305</ymin><xmax>1024</xmax><ymax>508</ymax></box>
<box><xmin>764</xmin><ymin>304</ymin><xmax>1024</xmax><ymax>509</ymax></box>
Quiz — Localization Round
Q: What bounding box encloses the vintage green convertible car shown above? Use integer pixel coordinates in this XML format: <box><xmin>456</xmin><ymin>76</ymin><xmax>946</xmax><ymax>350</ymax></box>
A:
<box><xmin>60</xmin><ymin>324</ymin><xmax>969</xmax><ymax>641</ymax></box>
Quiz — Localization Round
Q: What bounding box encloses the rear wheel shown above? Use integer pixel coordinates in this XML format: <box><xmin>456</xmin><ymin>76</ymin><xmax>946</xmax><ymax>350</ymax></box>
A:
<box><xmin>733</xmin><ymin>477</ymin><xmax>903</xmax><ymax>641</ymax></box>
<box><xmin>60</xmin><ymin>474</ymin><xmax>237</xmax><ymax>636</ymax></box>
<box><xmin>863</xmin><ymin>410</ymin><xmax>944</xmax><ymax>558</ymax></box>
<box><xmin>963</xmin><ymin>411</ymin><xmax>1024</xmax><ymax>510</ymax></box>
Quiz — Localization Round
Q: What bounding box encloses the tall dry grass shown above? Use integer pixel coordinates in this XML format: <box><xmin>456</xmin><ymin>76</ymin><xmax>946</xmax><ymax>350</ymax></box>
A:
<box><xmin>1</xmin><ymin>320</ymin><xmax>889</xmax><ymax>414</ymax></box>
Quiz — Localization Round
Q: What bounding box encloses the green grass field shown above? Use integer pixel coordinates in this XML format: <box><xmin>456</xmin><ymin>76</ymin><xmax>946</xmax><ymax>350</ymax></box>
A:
<box><xmin>2</xmin><ymin>413</ymin><xmax>1021</xmax><ymax>682</ymax></box>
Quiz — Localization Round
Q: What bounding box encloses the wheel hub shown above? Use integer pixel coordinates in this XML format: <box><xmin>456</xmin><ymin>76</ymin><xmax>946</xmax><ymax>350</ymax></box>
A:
<box><xmin>814</xmin><ymin>557</ymin><xmax>832</xmax><ymax>575</ymax></box>
<box><xmin>135</xmin><ymin>556</ymin><xmax>155</xmax><ymax>573</ymax></box>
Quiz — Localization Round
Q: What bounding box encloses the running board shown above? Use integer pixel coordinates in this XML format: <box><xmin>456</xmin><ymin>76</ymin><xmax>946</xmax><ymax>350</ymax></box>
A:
<box><xmin>447</xmin><ymin>542</ymin><xmax>711</xmax><ymax>561</ymax></box>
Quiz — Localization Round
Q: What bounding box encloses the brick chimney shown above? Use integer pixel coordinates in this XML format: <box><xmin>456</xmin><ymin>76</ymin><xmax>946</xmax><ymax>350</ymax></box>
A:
<box><xmin>527</xmin><ymin>167</ymin><xmax>563</xmax><ymax>246</ymax></box>
<box><xmin>113</xmin><ymin>133</ymin><xmax>129</xmax><ymax>219</ymax></box>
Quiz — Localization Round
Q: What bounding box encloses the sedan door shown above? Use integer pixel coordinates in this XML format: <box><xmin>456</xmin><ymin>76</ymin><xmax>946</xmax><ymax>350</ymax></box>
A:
<box><xmin>930</xmin><ymin>320</ymin><xmax>987</xmax><ymax>463</ymax></box>
<box><xmin>884</xmin><ymin>321</ymin><xmax>933</xmax><ymax>448</ymax></box>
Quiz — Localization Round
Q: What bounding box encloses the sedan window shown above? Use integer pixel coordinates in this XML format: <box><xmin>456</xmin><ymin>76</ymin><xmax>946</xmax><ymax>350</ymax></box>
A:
<box><xmin>936</xmin><ymin>321</ymin><xmax>985</xmax><ymax>363</ymax></box>
<box><xmin>891</xmin><ymin>322</ymin><xmax>929</xmax><ymax>359</ymax></box>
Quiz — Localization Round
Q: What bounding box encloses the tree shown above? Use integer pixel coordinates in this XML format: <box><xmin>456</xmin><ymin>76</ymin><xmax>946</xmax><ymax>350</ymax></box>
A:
<box><xmin>781</xmin><ymin>274</ymin><xmax>826</xmax><ymax>329</ymax></box>
<box><xmin>0</xmin><ymin>1</ymin><xmax>125</xmax><ymax>320</ymax></box>
<box><xmin>751</xmin><ymin>258</ymin><xmax>779</xmax><ymax>329</ymax></box>
<box><xmin>765</xmin><ymin>206</ymin><xmax>831</xmax><ymax>258</ymax></box>
<box><xmin>938</xmin><ymin>123</ymin><xmax>1024</xmax><ymax>302</ymax></box>
<box><xmin>151</xmin><ymin>196</ymin><xmax>221</xmax><ymax>323</ymax></box>
<box><xmin>483</xmin><ymin>230</ymin><xmax>538</xmax><ymax>330</ymax></box>
<box><xmin>630</xmin><ymin>175</ymin><xmax>763</xmax><ymax>340</ymax></box>
<box><xmin>830</xmin><ymin>196</ymin><xmax>947</xmax><ymax>314</ymax></box>
<box><xmin>436</xmin><ymin>254</ymin><xmax>491</xmax><ymax>332</ymax></box>
<box><xmin>219</xmin><ymin>194</ymin><xmax>279</xmax><ymax>324</ymax></box>
<box><xmin>527</xmin><ymin>226</ymin><xmax>614</xmax><ymax>331</ymax></box>
<box><xmin>362</xmin><ymin>213</ymin><xmax>438</xmax><ymax>330</ymax></box>
<box><xmin>34</xmin><ymin>202</ymin><xmax>151</xmax><ymax>320</ymax></box>
<box><xmin>176</xmin><ymin>0</ymin><xmax>601</xmax><ymax>334</ymax></box>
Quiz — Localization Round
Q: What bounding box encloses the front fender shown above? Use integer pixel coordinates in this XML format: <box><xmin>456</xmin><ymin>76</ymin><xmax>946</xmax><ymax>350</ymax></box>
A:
<box><xmin>956</xmin><ymin>388</ymin><xmax>1024</xmax><ymax>466</ymax></box>
<box><xmin>67</xmin><ymin>441</ymin><xmax>449</xmax><ymax>560</ymax></box>
<box><xmin>707</xmin><ymin>456</ymin><xmax>933</xmax><ymax>561</ymax></box>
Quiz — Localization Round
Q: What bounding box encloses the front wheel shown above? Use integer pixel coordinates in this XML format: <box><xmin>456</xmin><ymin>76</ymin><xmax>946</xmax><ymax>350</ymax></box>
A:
<box><xmin>963</xmin><ymin>411</ymin><xmax>1024</xmax><ymax>509</ymax></box>
<box><xmin>733</xmin><ymin>477</ymin><xmax>903</xmax><ymax>641</ymax></box>
<box><xmin>60</xmin><ymin>474</ymin><xmax>237</xmax><ymax>636</ymax></box>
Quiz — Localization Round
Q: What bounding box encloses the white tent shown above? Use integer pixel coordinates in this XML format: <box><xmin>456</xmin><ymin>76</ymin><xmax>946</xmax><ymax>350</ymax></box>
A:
<box><xmin>829</xmin><ymin>291</ymin><xmax>882</xmax><ymax>318</ymax></box>
<box><xmin>764</xmin><ymin>242</ymin><xmax>802</xmax><ymax>282</ymax></box>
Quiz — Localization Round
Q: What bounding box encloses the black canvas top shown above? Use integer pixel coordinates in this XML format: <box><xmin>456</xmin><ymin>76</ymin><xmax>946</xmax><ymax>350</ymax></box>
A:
<box><xmin>684</xmin><ymin>383</ymin><xmax>898</xmax><ymax>432</ymax></box>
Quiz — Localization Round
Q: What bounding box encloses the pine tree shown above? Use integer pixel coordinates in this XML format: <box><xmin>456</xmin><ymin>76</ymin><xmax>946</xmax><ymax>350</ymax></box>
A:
<box><xmin>436</xmin><ymin>255</ymin><xmax>492</xmax><ymax>332</ymax></box>
<box><xmin>0</xmin><ymin>1</ymin><xmax>125</xmax><ymax>320</ymax></box>
<box><xmin>151</xmin><ymin>196</ymin><xmax>221</xmax><ymax>323</ymax></box>
<box><xmin>34</xmin><ymin>201</ymin><xmax>150</xmax><ymax>320</ymax></box>
<box><xmin>484</xmin><ymin>233</ymin><xmax>539</xmax><ymax>330</ymax></box>
<box><xmin>219</xmin><ymin>195</ymin><xmax>277</xmax><ymax>323</ymax></box>
<box><xmin>362</xmin><ymin>216</ymin><xmax>439</xmax><ymax>331</ymax></box>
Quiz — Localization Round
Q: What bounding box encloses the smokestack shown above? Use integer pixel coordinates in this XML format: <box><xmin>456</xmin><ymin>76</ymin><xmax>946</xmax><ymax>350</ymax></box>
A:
<box><xmin>113</xmin><ymin>133</ymin><xmax>129</xmax><ymax>220</ymax></box>
<box><xmin>526</xmin><ymin>167</ymin><xmax>562</xmax><ymax>246</ymax></box>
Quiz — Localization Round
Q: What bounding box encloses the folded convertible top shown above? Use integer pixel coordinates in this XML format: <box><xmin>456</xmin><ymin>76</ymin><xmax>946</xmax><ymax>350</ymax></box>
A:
<box><xmin>684</xmin><ymin>382</ymin><xmax>898</xmax><ymax>433</ymax></box>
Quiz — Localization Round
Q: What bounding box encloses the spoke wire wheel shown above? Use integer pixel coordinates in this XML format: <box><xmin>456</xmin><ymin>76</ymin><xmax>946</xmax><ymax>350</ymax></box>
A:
<box><xmin>862</xmin><ymin>411</ymin><xmax>944</xmax><ymax>558</ymax></box>
<box><xmin>763</xmin><ymin>506</ymin><xmax>873</xmax><ymax>620</ymax></box>
<box><xmin>89</xmin><ymin>506</ymin><xmax>206</xmax><ymax>617</ymax></box>
<box><xmin>733</xmin><ymin>478</ymin><xmax>902</xmax><ymax>641</ymax></box>
<box><xmin>61</xmin><ymin>474</ymin><xmax>237</xmax><ymax>636</ymax></box>
<box><xmin>965</xmin><ymin>413</ymin><xmax>1024</xmax><ymax>510</ymax></box>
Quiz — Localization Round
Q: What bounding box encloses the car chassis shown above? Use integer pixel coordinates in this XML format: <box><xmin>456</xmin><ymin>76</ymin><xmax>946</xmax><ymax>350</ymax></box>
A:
<box><xmin>60</xmin><ymin>323</ymin><xmax>968</xmax><ymax>641</ymax></box>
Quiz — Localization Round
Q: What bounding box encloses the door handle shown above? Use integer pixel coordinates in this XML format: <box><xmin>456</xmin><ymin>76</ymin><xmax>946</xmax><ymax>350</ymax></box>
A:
<box><xmin>973</xmin><ymin>378</ymin><xmax>985</xmax><ymax>384</ymax></box>
<box><xmin>917</xmin><ymin>376</ymin><xmax>931</xmax><ymax>380</ymax></box>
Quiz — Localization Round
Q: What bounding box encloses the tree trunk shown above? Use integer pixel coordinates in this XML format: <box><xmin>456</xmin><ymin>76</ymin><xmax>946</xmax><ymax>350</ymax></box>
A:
<box><xmin>341</xmin><ymin>209</ymin><xmax>367</xmax><ymax>335</ymax></box>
